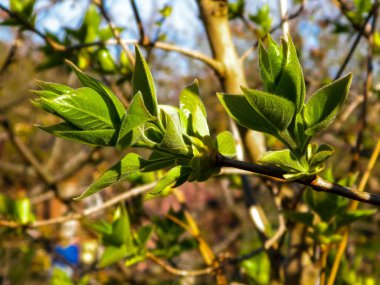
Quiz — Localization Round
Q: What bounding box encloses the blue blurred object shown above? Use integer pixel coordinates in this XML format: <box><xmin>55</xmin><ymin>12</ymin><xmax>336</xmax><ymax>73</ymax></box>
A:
<box><xmin>54</xmin><ymin>244</ymin><xmax>80</xmax><ymax>266</ymax></box>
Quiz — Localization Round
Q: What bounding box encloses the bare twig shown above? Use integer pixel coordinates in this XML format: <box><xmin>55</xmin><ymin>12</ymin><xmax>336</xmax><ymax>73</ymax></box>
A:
<box><xmin>0</xmin><ymin>30</ymin><xmax>22</xmax><ymax>77</ymax></box>
<box><xmin>0</xmin><ymin>3</ymin><xmax>66</xmax><ymax>51</ymax></box>
<box><xmin>94</xmin><ymin>0</ymin><xmax>135</xmax><ymax>66</ymax></box>
<box><xmin>327</xmin><ymin>138</ymin><xmax>380</xmax><ymax>285</ymax></box>
<box><xmin>217</xmin><ymin>154</ymin><xmax>380</xmax><ymax>206</ymax></box>
<box><xmin>146</xmin><ymin>252</ymin><xmax>215</xmax><ymax>277</ymax></box>
<box><xmin>333</xmin><ymin>4</ymin><xmax>376</xmax><ymax>80</ymax></box>
<box><xmin>350</xmin><ymin>4</ymin><xmax>378</xmax><ymax>170</ymax></box>
<box><xmin>129</xmin><ymin>0</ymin><xmax>147</xmax><ymax>44</ymax></box>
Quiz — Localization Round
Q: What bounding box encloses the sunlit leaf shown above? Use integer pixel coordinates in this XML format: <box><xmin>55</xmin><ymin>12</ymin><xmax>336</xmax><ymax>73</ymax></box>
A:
<box><xmin>74</xmin><ymin>153</ymin><xmax>141</xmax><ymax>200</ymax></box>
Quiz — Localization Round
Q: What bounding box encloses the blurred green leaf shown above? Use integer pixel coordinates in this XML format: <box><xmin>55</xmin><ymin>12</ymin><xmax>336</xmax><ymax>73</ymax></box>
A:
<box><xmin>98</xmin><ymin>244</ymin><xmax>129</xmax><ymax>268</ymax></box>
<box><xmin>335</xmin><ymin>209</ymin><xmax>377</xmax><ymax>229</ymax></box>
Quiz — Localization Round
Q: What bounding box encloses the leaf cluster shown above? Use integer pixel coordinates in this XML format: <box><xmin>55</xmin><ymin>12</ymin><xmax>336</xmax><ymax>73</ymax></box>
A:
<box><xmin>32</xmin><ymin>46</ymin><xmax>237</xmax><ymax>200</ymax></box>
<box><xmin>218</xmin><ymin>35</ymin><xmax>352</xmax><ymax>180</ymax></box>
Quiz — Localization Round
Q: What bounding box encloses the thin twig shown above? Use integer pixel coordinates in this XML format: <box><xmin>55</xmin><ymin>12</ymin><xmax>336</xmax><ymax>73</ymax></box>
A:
<box><xmin>94</xmin><ymin>0</ymin><xmax>135</xmax><ymax>66</ymax></box>
<box><xmin>217</xmin><ymin>154</ymin><xmax>380</xmax><ymax>206</ymax></box>
<box><xmin>146</xmin><ymin>252</ymin><xmax>215</xmax><ymax>277</ymax></box>
<box><xmin>333</xmin><ymin>4</ymin><xmax>376</xmax><ymax>80</ymax></box>
<box><xmin>0</xmin><ymin>3</ymin><xmax>66</xmax><ymax>51</ymax></box>
<box><xmin>327</xmin><ymin>138</ymin><xmax>380</xmax><ymax>285</ymax></box>
<box><xmin>0</xmin><ymin>30</ymin><xmax>22</xmax><ymax>77</ymax></box>
<box><xmin>129</xmin><ymin>0</ymin><xmax>147</xmax><ymax>44</ymax></box>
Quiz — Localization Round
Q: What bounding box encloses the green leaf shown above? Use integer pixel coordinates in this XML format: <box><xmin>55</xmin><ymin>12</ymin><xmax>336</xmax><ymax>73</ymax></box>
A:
<box><xmin>215</xmin><ymin>131</ymin><xmax>236</xmax><ymax>157</ymax></box>
<box><xmin>304</xmin><ymin>73</ymin><xmax>352</xmax><ymax>135</ymax></box>
<box><xmin>86</xmin><ymin>220</ymin><xmax>112</xmax><ymax>235</ymax></box>
<box><xmin>132</xmin><ymin>46</ymin><xmax>158</xmax><ymax>116</ymax></box>
<box><xmin>117</xmin><ymin>92</ymin><xmax>156</xmax><ymax>148</ymax></box>
<box><xmin>274</xmin><ymin>36</ymin><xmax>306</xmax><ymax>113</ymax></box>
<box><xmin>335</xmin><ymin>209</ymin><xmax>377</xmax><ymax>229</ymax></box>
<box><xmin>84</xmin><ymin>4</ymin><xmax>101</xmax><ymax>43</ymax></box>
<box><xmin>110</xmin><ymin>205</ymin><xmax>132</xmax><ymax>247</ymax></box>
<box><xmin>248</xmin><ymin>4</ymin><xmax>271</xmax><ymax>32</ymax></box>
<box><xmin>310</xmin><ymin>144</ymin><xmax>335</xmax><ymax>167</ymax></box>
<box><xmin>65</xmin><ymin>60</ymin><xmax>126</xmax><ymax>122</ymax></box>
<box><xmin>304</xmin><ymin>188</ymin><xmax>348</xmax><ymax>222</ymax></box>
<box><xmin>158</xmin><ymin>111</ymin><xmax>188</xmax><ymax>155</ymax></box>
<box><xmin>179</xmin><ymin>80</ymin><xmax>207</xmax><ymax>119</ymax></box>
<box><xmin>136</xmin><ymin>225</ymin><xmax>154</xmax><ymax>248</ymax></box>
<box><xmin>242</xmin><ymin>87</ymin><xmax>295</xmax><ymax>130</ymax></box>
<box><xmin>217</xmin><ymin>93</ymin><xmax>277</xmax><ymax>135</ymax></box>
<box><xmin>74</xmin><ymin>153</ymin><xmax>141</xmax><ymax>200</ymax></box>
<box><xmin>259</xmin><ymin>149</ymin><xmax>304</xmax><ymax>173</ymax></box>
<box><xmin>150</xmin><ymin>166</ymin><xmax>190</xmax><ymax>195</ymax></box>
<box><xmin>38</xmin><ymin>123</ymin><xmax>117</xmax><ymax>147</ymax></box>
<box><xmin>191</xmin><ymin>105</ymin><xmax>209</xmax><ymax>138</ymax></box>
<box><xmin>0</xmin><ymin>194</ymin><xmax>13</xmax><ymax>215</ymax></box>
<box><xmin>36</xmin><ymin>87</ymin><xmax>116</xmax><ymax>130</ymax></box>
<box><xmin>14</xmin><ymin>198</ymin><xmax>32</xmax><ymax>225</ymax></box>
<box><xmin>34</xmin><ymin>80</ymin><xmax>74</xmax><ymax>95</ymax></box>
<box><xmin>178</xmin><ymin>80</ymin><xmax>209</xmax><ymax>138</ymax></box>
<box><xmin>258</xmin><ymin>38</ymin><xmax>280</xmax><ymax>92</ymax></box>
<box><xmin>282</xmin><ymin>210</ymin><xmax>314</xmax><ymax>227</ymax></box>
<box><xmin>139</xmin><ymin>156</ymin><xmax>176</xmax><ymax>172</ymax></box>
<box><xmin>98</xmin><ymin>244</ymin><xmax>129</xmax><ymax>268</ymax></box>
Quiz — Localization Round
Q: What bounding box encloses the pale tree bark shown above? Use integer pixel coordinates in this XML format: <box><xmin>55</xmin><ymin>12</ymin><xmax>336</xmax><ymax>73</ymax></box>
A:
<box><xmin>196</xmin><ymin>0</ymin><xmax>282</xmax><ymax>283</ymax></box>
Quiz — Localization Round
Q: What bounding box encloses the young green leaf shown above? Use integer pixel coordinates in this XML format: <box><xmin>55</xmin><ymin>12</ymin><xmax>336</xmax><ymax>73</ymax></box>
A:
<box><xmin>217</xmin><ymin>93</ymin><xmax>277</xmax><ymax>135</ymax></box>
<box><xmin>150</xmin><ymin>166</ymin><xmax>190</xmax><ymax>195</ymax></box>
<box><xmin>98</xmin><ymin>244</ymin><xmax>129</xmax><ymax>268</ymax></box>
<box><xmin>132</xmin><ymin>46</ymin><xmax>158</xmax><ymax>116</ymax></box>
<box><xmin>179</xmin><ymin>80</ymin><xmax>206</xmax><ymax>116</ymax></box>
<box><xmin>74</xmin><ymin>153</ymin><xmax>141</xmax><ymax>200</ymax></box>
<box><xmin>65</xmin><ymin>60</ymin><xmax>126</xmax><ymax>121</ymax></box>
<box><xmin>214</xmin><ymin>131</ymin><xmax>237</xmax><ymax>157</ymax></box>
<box><xmin>242</xmin><ymin>87</ymin><xmax>295</xmax><ymax>130</ymax></box>
<box><xmin>282</xmin><ymin>210</ymin><xmax>314</xmax><ymax>227</ymax></box>
<box><xmin>37</xmin><ymin>87</ymin><xmax>116</xmax><ymax>130</ymax></box>
<box><xmin>258</xmin><ymin>35</ymin><xmax>283</xmax><ymax>92</ymax></box>
<box><xmin>259</xmin><ymin>149</ymin><xmax>305</xmax><ymax>173</ymax></box>
<box><xmin>14</xmin><ymin>198</ymin><xmax>33</xmax><ymax>225</ymax></box>
<box><xmin>274</xmin><ymin>36</ymin><xmax>306</xmax><ymax>113</ymax></box>
<box><xmin>110</xmin><ymin>205</ymin><xmax>133</xmax><ymax>247</ymax></box>
<box><xmin>190</xmin><ymin>105</ymin><xmax>210</xmax><ymax>138</ymax></box>
<box><xmin>38</xmin><ymin>123</ymin><xmax>117</xmax><ymax>147</ymax></box>
<box><xmin>304</xmin><ymin>73</ymin><xmax>352</xmax><ymax>135</ymax></box>
<box><xmin>334</xmin><ymin>209</ymin><xmax>377</xmax><ymax>229</ymax></box>
<box><xmin>310</xmin><ymin>144</ymin><xmax>335</xmax><ymax>167</ymax></box>
<box><xmin>34</xmin><ymin>80</ymin><xmax>74</xmax><ymax>94</ymax></box>
<box><xmin>304</xmin><ymin>188</ymin><xmax>348</xmax><ymax>222</ymax></box>
<box><xmin>117</xmin><ymin>92</ymin><xmax>156</xmax><ymax>148</ymax></box>
<box><xmin>158</xmin><ymin>111</ymin><xmax>189</xmax><ymax>155</ymax></box>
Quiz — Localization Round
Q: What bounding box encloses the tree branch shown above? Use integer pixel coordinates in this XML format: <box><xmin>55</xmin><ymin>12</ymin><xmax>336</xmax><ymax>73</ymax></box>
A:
<box><xmin>217</xmin><ymin>154</ymin><xmax>380</xmax><ymax>206</ymax></box>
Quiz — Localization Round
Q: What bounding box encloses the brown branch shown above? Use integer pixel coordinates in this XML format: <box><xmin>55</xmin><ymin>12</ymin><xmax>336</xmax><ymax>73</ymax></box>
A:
<box><xmin>350</xmin><ymin>3</ymin><xmax>378</xmax><ymax>171</ymax></box>
<box><xmin>94</xmin><ymin>0</ymin><xmax>135</xmax><ymax>66</ymax></box>
<box><xmin>0</xmin><ymin>3</ymin><xmax>66</xmax><ymax>51</ymax></box>
<box><xmin>129</xmin><ymin>0</ymin><xmax>147</xmax><ymax>44</ymax></box>
<box><xmin>333</xmin><ymin>4</ymin><xmax>376</xmax><ymax>80</ymax></box>
<box><xmin>217</xmin><ymin>154</ymin><xmax>380</xmax><ymax>206</ymax></box>
<box><xmin>0</xmin><ymin>30</ymin><xmax>22</xmax><ymax>77</ymax></box>
<box><xmin>146</xmin><ymin>252</ymin><xmax>215</xmax><ymax>277</ymax></box>
<box><xmin>0</xmin><ymin>182</ymin><xmax>155</xmax><ymax>229</ymax></box>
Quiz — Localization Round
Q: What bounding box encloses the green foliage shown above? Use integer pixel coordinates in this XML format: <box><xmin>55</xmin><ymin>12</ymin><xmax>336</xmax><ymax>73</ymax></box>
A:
<box><xmin>33</xmin><ymin>46</ymin><xmax>237</xmax><ymax>199</ymax></box>
<box><xmin>249</xmin><ymin>4</ymin><xmax>272</xmax><ymax>36</ymax></box>
<box><xmin>219</xmin><ymin>35</ymin><xmax>352</xmax><ymax>181</ymax></box>
<box><xmin>0</xmin><ymin>194</ymin><xmax>34</xmax><ymax>225</ymax></box>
